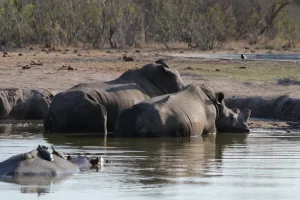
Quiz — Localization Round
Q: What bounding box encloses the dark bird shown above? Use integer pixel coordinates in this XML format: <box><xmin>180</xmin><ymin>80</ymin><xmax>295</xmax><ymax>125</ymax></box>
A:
<box><xmin>51</xmin><ymin>146</ymin><xmax>65</xmax><ymax>159</ymax></box>
<box><xmin>241</xmin><ymin>54</ymin><xmax>247</xmax><ymax>60</ymax></box>
<box><xmin>123</xmin><ymin>54</ymin><xmax>134</xmax><ymax>61</ymax></box>
<box><xmin>37</xmin><ymin>145</ymin><xmax>53</xmax><ymax>162</ymax></box>
<box><xmin>89</xmin><ymin>156</ymin><xmax>104</xmax><ymax>167</ymax></box>
<box><xmin>90</xmin><ymin>157</ymin><xmax>100</xmax><ymax>167</ymax></box>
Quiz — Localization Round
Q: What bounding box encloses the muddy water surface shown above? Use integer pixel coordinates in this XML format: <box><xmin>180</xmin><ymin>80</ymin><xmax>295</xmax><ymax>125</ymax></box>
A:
<box><xmin>1</xmin><ymin>121</ymin><xmax>300</xmax><ymax>200</ymax></box>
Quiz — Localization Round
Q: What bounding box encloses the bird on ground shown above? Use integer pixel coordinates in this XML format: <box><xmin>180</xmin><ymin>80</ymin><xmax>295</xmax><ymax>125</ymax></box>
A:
<box><xmin>241</xmin><ymin>54</ymin><xmax>247</xmax><ymax>60</ymax></box>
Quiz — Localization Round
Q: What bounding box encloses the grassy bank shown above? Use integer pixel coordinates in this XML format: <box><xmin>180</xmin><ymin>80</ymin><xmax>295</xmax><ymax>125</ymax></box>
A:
<box><xmin>167</xmin><ymin>60</ymin><xmax>300</xmax><ymax>81</ymax></box>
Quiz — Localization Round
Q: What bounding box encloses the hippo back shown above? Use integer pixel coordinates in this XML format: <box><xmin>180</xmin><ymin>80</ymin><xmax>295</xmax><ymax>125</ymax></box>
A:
<box><xmin>69</xmin><ymin>156</ymin><xmax>92</xmax><ymax>171</ymax></box>
<box><xmin>0</xmin><ymin>150</ymin><xmax>79</xmax><ymax>177</ymax></box>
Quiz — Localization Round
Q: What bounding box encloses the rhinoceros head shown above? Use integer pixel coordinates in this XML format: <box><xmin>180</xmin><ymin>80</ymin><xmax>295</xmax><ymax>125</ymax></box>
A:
<box><xmin>140</xmin><ymin>62</ymin><xmax>185</xmax><ymax>94</ymax></box>
<box><xmin>215</xmin><ymin>92</ymin><xmax>251</xmax><ymax>133</ymax></box>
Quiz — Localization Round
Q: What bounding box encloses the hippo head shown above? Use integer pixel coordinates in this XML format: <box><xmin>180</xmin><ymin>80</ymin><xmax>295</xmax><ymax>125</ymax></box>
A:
<box><xmin>140</xmin><ymin>62</ymin><xmax>185</xmax><ymax>94</ymax></box>
<box><xmin>215</xmin><ymin>92</ymin><xmax>251</xmax><ymax>133</ymax></box>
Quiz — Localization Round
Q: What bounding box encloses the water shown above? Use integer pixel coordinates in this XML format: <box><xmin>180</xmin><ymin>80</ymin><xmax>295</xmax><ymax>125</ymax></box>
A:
<box><xmin>164</xmin><ymin>53</ymin><xmax>300</xmax><ymax>62</ymax></box>
<box><xmin>1</xmin><ymin>121</ymin><xmax>300</xmax><ymax>200</ymax></box>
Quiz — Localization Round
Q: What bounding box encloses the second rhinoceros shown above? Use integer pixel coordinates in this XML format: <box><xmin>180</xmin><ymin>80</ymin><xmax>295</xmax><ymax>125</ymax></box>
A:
<box><xmin>114</xmin><ymin>84</ymin><xmax>251</xmax><ymax>137</ymax></box>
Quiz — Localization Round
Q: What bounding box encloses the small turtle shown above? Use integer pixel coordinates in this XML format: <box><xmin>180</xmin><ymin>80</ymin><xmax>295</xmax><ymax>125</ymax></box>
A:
<box><xmin>37</xmin><ymin>145</ymin><xmax>53</xmax><ymax>162</ymax></box>
<box><xmin>51</xmin><ymin>146</ymin><xmax>65</xmax><ymax>159</ymax></box>
<box><xmin>22</xmin><ymin>153</ymin><xmax>34</xmax><ymax>160</ymax></box>
<box><xmin>67</xmin><ymin>154</ymin><xmax>72</xmax><ymax>160</ymax></box>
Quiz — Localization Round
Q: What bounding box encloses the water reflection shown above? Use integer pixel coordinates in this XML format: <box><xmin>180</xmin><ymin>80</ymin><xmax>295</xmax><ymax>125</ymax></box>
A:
<box><xmin>1</xmin><ymin>175</ymin><xmax>72</xmax><ymax>196</ymax></box>
<box><xmin>215</xmin><ymin>133</ymin><xmax>248</xmax><ymax>160</ymax></box>
<box><xmin>5</xmin><ymin>122</ymin><xmax>300</xmax><ymax>200</ymax></box>
<box><xmin>0</xmin><ymin>122</ymin><xmax>250</xmax><ymax>193</ymax></box>
<box><xmin>45</xmin><ymin>132</ymin><xmax>249</xmax><ymax>187</ymax></box>
<box><xmin>0</xmin><ymin>120</ymin><xmax>43</xmax><ymax>139</ymax></box>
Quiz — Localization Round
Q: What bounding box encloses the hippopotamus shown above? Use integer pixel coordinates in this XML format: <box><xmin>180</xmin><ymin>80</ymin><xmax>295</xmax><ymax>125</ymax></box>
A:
<box><xmin>0</xmin><ymin>150</ymin><xmax>78</xmax><ymax>177</ymax></box>
<box><xmin>44</xmin><ymin>60</ymin><xmax>185</xmax><ymax>133</ymax></box>
<box><xmin>0</xmin><ymin>146</ymin><xmax>103</xmax><ymax>181</ymax></box>
<box><xmin>114</xmin><ymin>84</ymin><xmax>251</xmax><ymax>137</ymax></box>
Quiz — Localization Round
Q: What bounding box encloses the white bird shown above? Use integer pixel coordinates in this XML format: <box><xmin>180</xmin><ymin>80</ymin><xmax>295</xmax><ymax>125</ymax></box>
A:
<box><xmin>241</xmin><ymin>54</ymin><xmax>247</xmax><ymax>60</ymax></box>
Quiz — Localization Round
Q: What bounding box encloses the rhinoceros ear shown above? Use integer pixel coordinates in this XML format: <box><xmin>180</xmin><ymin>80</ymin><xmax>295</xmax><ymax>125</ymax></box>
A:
<box><xmin>215</xmin><ymin>92</ymin><xmax>225</xmax><ymax>105</ymax></box>
<box><xmin>158</xmin><ymin>65</ymin><xmax>174</xmax><ymax>76</ymax></box>
<box><xmin>155</xmin><ymin>59</ymin><xmax>170</xmax><ymax>68</ymax></box>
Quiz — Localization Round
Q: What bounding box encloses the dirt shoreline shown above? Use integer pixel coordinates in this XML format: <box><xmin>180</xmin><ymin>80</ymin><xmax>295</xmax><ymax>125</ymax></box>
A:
<box><xmin>1</xmin><ymin>48</ymin><xmax>300</xmax><ymax>130</ymax></box>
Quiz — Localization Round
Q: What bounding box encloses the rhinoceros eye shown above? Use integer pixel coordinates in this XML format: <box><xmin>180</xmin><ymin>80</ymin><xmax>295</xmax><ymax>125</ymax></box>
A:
<box><xmin>230</xmin><ymin>115</ymin><xmax>237</xmax><ymax>122</ymax></box>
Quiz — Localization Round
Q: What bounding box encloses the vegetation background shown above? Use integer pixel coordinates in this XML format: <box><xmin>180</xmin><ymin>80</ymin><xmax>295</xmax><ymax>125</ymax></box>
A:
<box><xmin>1</xmin><ymin>0</ymin><xmax>300</xmax><ymax>50</ymax></box>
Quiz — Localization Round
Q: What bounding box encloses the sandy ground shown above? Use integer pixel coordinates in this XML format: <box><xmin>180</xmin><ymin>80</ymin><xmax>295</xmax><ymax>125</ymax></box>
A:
<box><xmin>1</xmin><ymin>47</ymin><xmax>300</xmax><ymax>129</ymax></box>
<box><xmin>1</xmin><ymin>47</ymin><xmax>300</xmax><ymax>97</ymax></box>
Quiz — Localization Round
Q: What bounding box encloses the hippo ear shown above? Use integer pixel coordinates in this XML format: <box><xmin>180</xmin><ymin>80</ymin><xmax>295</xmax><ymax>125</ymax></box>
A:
<box><xmin>215</xmin><ymin>92</ymin><xmax>225</xmax><ymax>105</ymax></box>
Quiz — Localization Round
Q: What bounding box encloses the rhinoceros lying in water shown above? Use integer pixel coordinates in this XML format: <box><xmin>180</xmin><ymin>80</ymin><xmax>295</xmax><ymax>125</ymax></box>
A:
<box><xmin>44</xmin><ymin>60</ymin><xmax>185</xmax><ymax>133</ymax></box>
<box><xmin>0</xmin><ymin>88</ymin><xmax>55</xmax><ymax>120</ymax></box>
<box><xmin>114</xmin><ymin>84</ymin><xmax>251</xmax><ymax>137</ymax></box>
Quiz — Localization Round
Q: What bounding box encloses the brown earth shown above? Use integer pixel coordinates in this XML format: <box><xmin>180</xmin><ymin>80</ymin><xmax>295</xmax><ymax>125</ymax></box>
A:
<box><xmin>1</xmin><ymin>47</ymin><xmax>300</xmax><ymax>129</ymax></box>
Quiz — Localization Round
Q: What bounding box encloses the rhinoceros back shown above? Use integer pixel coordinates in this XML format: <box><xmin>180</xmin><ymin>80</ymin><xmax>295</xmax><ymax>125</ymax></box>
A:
<box><xmin>48</xmin><ymin>88</ymin><xmax>106</xmax><ymax>132</ymax></box>
<box><xmin>48</xmin><ymin>82</ymin><xmax>150</xmax><ymax>132</ymax></box>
